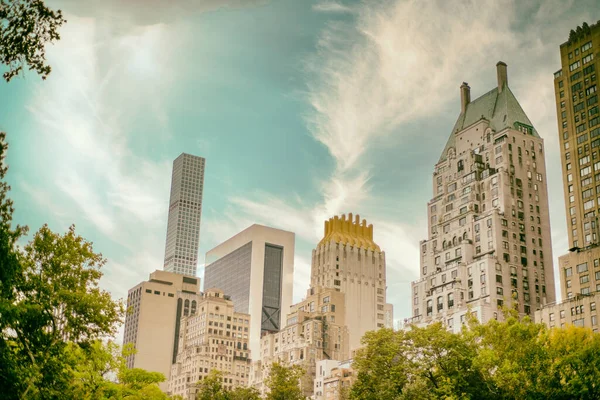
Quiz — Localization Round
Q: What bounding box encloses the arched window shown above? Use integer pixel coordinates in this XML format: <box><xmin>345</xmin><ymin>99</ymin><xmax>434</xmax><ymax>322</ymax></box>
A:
<box><xmin>184</xmin><ymin>299</ymin><xmax>190</xmax><ymax>317</ymax></box>
<box><xmin>452</xmin><ymin>236</ymin><xmax>457</xmax><ymax>246</ymax></box>
<box><xmin>462</xmin><ymin>232</ymin><xmax>468</xmax><ymax>241</ymax></box>
<box><xmin>191</xmin><ymin>300</ymin><xmax>197</xmax><ymax>315</ymax></box>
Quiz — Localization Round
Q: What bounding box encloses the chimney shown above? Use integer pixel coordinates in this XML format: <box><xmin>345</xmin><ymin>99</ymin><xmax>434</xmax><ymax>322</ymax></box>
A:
<box><xmin>497</xmin><ymin>61</ymin><xmax>508</xmax><ymax>92</ymax></box>
<box><xmin>460</xmin><ymin>82</ymin><xmax>470</xmax><ymax>114</ymax></box>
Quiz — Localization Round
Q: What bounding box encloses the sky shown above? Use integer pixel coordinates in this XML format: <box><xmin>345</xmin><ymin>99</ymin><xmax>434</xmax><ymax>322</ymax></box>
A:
<box><xmin>1</xmin><ymin>0</ymin><xmax>599</xmax><ymax>332</ymax></box>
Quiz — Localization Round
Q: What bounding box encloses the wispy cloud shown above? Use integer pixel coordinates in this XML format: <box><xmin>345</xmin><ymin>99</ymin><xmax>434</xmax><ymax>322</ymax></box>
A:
<box><xmin>219</xmin><ymin>0</ymin><xmax>597</xmax><ymax>322</ymax></box>
<box><xmin>306</xmin><ymin>0</ymin><xmax>517</xmax><ymax>172</ymax></box>
<box><xmin>312</xmin><ymin>1</ymin><xmax>354</xmax><ymax>14</ymax></box>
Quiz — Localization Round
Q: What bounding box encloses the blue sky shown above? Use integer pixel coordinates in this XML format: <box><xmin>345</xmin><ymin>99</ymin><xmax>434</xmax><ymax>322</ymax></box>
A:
<box><xmin>1</xmin><ymin>0</ymin><xmax>598</xmax><ymax>329</ymax></box>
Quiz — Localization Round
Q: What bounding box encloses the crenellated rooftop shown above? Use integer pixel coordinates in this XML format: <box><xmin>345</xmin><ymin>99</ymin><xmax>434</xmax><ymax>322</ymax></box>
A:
<box><xmin>318</xmin><ymin>213</ymin><xmax>380</xmax><ymax>251</ymax></box>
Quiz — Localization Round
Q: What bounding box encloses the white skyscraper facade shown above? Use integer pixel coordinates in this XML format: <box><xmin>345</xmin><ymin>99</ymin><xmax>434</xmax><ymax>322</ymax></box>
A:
<box><xmin>163</xmin><ymin>153</ymin><xmax>206</xmax><ymax>277</ymax></box>
<box><xmin>204</xmin><ymin>224</ymin><xmax>295</xmax><ymax>358</ymax></box>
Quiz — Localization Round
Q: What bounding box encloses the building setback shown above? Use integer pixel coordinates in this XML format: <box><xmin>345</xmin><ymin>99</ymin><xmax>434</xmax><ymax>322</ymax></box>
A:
<box><xmin>310</xmin><ymin>213</ymin><xmax>393</xmax><ymax>351</ymax></box>
<box><xmin>250</xmin><ymin>286</ymin><xmax>350</xmax><ymax>398</ymax></box>
<box><xmin>410</xmin><ymin>62</ymin><xmax>556</xmax><ymax>331</ymax></box>
<box><xmin>168</xmin><ymin>288</ymin><xmax>252</xmax><ymax>399</ymax></box>
<box><xmin>204</xmin><ymin>224</ymin><xmax>295</xmax><ymax>359</ymax></box>
<box><xmin>537</xmin><ymin>22</ymin><xmax>600</xmax><ymax>330</ymax></box>
<box><xmin>163</xmin><ymin>153</ymin><xmax>205</xmax><ymax>277</ymax></box>
<box><xmin>123</xmin><ymin>270</ymin><xmax>201</xmax><ymax>390</ymax></box>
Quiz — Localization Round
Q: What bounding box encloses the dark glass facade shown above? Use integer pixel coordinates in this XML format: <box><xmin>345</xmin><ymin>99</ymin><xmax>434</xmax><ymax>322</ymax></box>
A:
<box><xmin>261</xmin><ymin>244</ymin><xmax>283</xmax><ymax>333</ymax></box>
<box><xmin>204</xmin><ymin>241</ymin><xmax>253</xmax><ymax>313</ymax></box>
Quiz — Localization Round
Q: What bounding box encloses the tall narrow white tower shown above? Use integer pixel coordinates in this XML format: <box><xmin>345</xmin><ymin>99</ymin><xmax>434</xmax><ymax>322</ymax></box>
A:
<box><xmin>163</xmin><ymin>153</ymin><xmax>205</xmax><ymax>276</ymax></box>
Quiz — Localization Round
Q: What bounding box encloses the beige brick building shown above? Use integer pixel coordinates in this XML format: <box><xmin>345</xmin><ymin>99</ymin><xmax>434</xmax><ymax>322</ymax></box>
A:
<box><xmin>553</xmin><ymin>21</ymin><xmax>600</xmax><ymax>251</ymax></box>
<box><xmin>311</xmin><ymin>214</ymin><xmax>393</xmax><ymax>351</ymax></box>
<box><xmin>123</xmin><ymin>270</ymin><xmax>201</xmax><ymax>390</ymax></box>
<box><xmin>168</xmin><ymin>288</ymin><xmax>251</xmax><ymax>399</ymax></box>
<box><xmin>250</xmin><ymin>286</ymin><xmax>349</xmax><ymax>398</ymax></box>
<box><xmin>537</xmin><ymin>22</ymin><xmax>600</xmax><ymax>331</ymax></box>
<box><xmin>410</xmin><ymin>62</ymin><xmax>556</xmax><ymax>331</ymax></box>
<box><xmin>314</xmin><ymin>359</ymin><xmax>355</xmax><ymax>400</ymax></box>
<box><xmin>535</xmin><ymin>293</ymin><xmax>599</xmax><ymax>331</ymax></box>
<box><xmin>322</xmin><ymin>360</ymin><xmax>355</xmax><ymax>400</ymax></box>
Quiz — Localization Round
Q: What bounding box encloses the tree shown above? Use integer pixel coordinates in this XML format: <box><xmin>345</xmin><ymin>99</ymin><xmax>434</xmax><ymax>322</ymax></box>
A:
<box><xmin>351</xmin><ymin>312</ymin><xmax>600</xmax><ymax>400</ymax></box>
<box><xmin>468</xmin><ymin>314</ymin><xmax>550</xmax><ymax>399</ymax></box>
<box><xmin>1</xmin><ymin>224</ymin><xmax>124</xmax><ymax>398</ymax></box>
<box><xmin>265</xmin><ymin>362</ymin><xmax>305</xmax><ymax>400</ymax></box>
<box><xmin>0</xmin><ymin>0</ymin><xmax>66</xmax><ymax>81</ymax></box>
<box><xmin>0</xmin><ymin>132</ymin><xmax>27</xmax><ymax>398</ymax></box>
<box><xmin>544</xmin><ymin>325</ymin><xmax>600</xmax><ymax>399</ymax></box>
<box><xmin>401</xmin><ymin>323</ymin><xmax>488</xmax><ymax>399</ymax></box>
<box><xmin>228</xmin><ymin>386</ymin><xmax>261</xmax><ymax>400</ymax></box>
<box><xmin>350</xmin><ymin>328</ymin><xmax>410</xmax><ymax>400</ymax></box>
<box><xmin>64</xmin><ymin>340</ymin><xmax>123</xmax><ymax>399</ymax></box>
<box><xmin>350</xmin><ymin>325</ymin><xmax>486</xmax><ymax>400</ymax></box>
<box><xmin>196</xmin><ymin>370</ymin><xmax>229</xmax><ymax>400</ymax></box>
<box><xmin>0</xmin><ymin>132</ymin><xmax>124</xmax><ymax>398</ymax></box>
<box><xmin>195</xmin><ymin>370</ymin><xmax>260</xmax><ymax>400</ymax></box>
<box><xmin>118</xmin><ymin>367</ymin><xmax>168</xmax><ymax>400</ymax></box>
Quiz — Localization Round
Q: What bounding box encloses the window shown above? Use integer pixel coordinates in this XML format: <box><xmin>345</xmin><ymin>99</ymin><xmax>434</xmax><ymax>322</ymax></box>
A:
<box><xmin>577</xmin><ymin>263</ymin><xmax>588</xmax><ymax>273</ymax></box>
<box><xmin>583</xmin><ymin>53</ymin><xmax>594</xmax><ymax>64</ymax></box>
<box><xmin>565</xmin><ymin>267</ymin><xmax>572</xmax><ymax>277</ymax></box>
<box><xmin>581</xmin><ymin>166</ymin><xmax>592</xmax><ymax>176</ymax></box>
<box><xmin>570</xmin><ymin>60</ymin><xmax>581</xmax><ymax>71</ymax></box>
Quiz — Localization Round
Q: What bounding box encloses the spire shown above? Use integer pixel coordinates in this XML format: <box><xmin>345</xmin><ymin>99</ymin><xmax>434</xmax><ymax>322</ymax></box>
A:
<box><xmin>496</xmin><ymin>61</ymin><xmax>508</xmax><ymax>93</ymax></box>
<box><xmin>460</xmin><ymin>82</ymin><xmax>471</xmax><ymax>114</ymax></box>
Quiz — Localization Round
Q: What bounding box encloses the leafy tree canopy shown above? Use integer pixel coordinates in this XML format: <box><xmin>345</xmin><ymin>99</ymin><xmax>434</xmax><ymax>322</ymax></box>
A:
<box><xmin>265</xmin><ymin>362</ymin><xmax>305</xmax><ymax>400</ymax></box>
<box><xmin>351</xmin><ymin>312</ymin><xmax>600</xmax><ymax>400</ymax></box>
<box><xmin>0</xmin><ymin>0</ymin><xmax>66</xmax><ymax>81</ymax></box>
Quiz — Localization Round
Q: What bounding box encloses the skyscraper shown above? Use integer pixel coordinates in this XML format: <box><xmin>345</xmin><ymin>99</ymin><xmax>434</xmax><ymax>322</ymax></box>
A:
<box><xmin>553</xmin><ymin>22</ymin><xmax>599</xmax><ymax>253</ymax></box>
<box><xmin>536</xmin><ymin>22</ymin><xmax>600</xmax><ymax>331</ymax></box>
<box><xmin>410</xmin><ymin>62</ymin><xmax>556</xmax><ymax>331</ymax></box>
<box><xmin>203</xmin><ymin>224</ymin><xmax>295</xmax><ymax>358</ymax></box>
<box><xmin>123</xmin><ymin>270</ymin><xmax>201</xmax><ymax>390</ymax></box>
<box><xmin>310</xmin><ymin>213</ymin><xmax>392</xmax><ymax>351</ymax></box>
<box><xmin>163</xmin><ymin>153</ymin><xmax>205</xmax><ymax>277</ymax></box>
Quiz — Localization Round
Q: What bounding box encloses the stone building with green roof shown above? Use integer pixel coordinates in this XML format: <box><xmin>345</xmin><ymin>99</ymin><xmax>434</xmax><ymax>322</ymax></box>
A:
<box><xmin>409</xmin><ymin>62</ymin><xmax>556</xmax><ymax>331</ymax></box>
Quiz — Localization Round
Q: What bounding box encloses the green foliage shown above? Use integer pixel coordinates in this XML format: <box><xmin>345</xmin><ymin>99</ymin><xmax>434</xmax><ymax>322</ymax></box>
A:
<box><xmin>351</xmin><ymin>315</ymin><xmax>600</xmax><ymax>400</ymax></box>
<box><xmin>196</xmin><ymin>370</ymin><xmax>228</xmax><ymax>400</ymax></box>
<box><xmin>0</xmin><ymin>132</ymin><xmax>127</xmax><ymax>399</ymax></box>
<box><xmin>196</xmin><ymin>370</ymin><xmax>260</xmax><ymax>400</ymax></box>
<box><xmin>265</xmin><ymin>362</ymin><xmax>305</xmax><ymax>400</ymax></box>
<box><xmin>0</xmin><ymin>0</ymin><xmax>66</xmax><ymax>81</ymax></box>
<box><xmin>64</xmin><ymin>340</ymin><xmax>123</xmax><ymax>399</ymax></box>
<box><xmin>228</xmin><ymin>386</ymin><xmax>261</xmax><ymax>400</ymax></box>
<box><xmin>0</xmin><ymin>223</ymin><xmax>124</xmax><ymax>398</ymax></box>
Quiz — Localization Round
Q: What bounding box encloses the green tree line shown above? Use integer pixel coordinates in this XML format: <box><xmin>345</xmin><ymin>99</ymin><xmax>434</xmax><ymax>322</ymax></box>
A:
<box><xmin>350</xmin><ymin>312</ymin><xmax>600</xmax><ymax>400</ymax></box>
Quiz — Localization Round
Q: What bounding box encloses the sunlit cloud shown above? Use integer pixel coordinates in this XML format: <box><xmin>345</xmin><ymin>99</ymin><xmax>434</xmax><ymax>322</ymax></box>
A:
<box><xmin>312</xmin><ymin>1</ymin><xmax>354</xmax><ymax>14</ymax></box>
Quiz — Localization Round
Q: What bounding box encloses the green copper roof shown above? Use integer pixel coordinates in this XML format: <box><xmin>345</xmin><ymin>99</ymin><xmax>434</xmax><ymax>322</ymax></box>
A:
<box><xmin>438</xmin><ymin>84</ymin><xmax>539</xmax><ymax>163</ymax></box>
